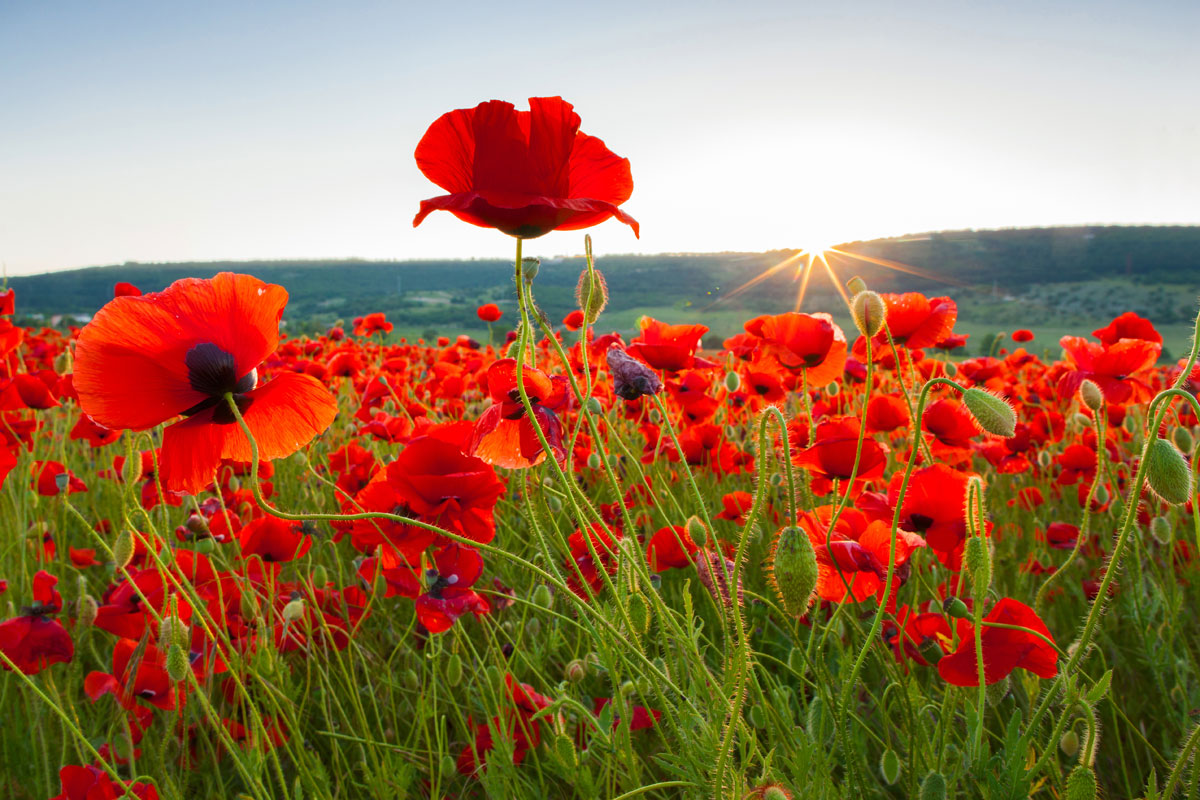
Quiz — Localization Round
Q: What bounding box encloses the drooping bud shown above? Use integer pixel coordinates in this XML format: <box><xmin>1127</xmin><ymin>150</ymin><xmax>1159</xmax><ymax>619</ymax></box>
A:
<box><xmin>1150</xmin><ymin>516</ymin><xmax>1172</xmax><ymax>545</ymax></box>
<box><xmin>282</xmin><ymin>598</ymin><xmax>306</xmax><ymax>623</ymax></box>
<box><xmin>1078</xmin><ymin>379</ymin><xmax>1103</xmax><ymax>412</ymax></box>
<box><xmin>166</xmin><ymin>644</ymin><xmax>189</xmax><ymax>683</ymax></box>
<box><xmin>586</xmin><ymin>396</ymin><xmax>603</xmax><ymax>415</ymax></box>
<box><xmin>685</xmin><ymin>516</ymin><xmax>708</xmax><ymax>549</ymax></box>
<box><xmin>1059</xmin><ymin>729</ymin><xmax>1080</xmax><ymax>758</ymax></box>
<box><xmin>768</xmin><ymin>526</ymin><xmax>819</xmax><ymax>617</ymax></box>
<box><xmin>112</xmin><ymin>531</ymin><xmax>135</xmax><ymax>570</ymax></box>
<box><xmin>606</xmin><ymin>347</ymin><xmax>663</xmax><ymax>401</ymax></box>
<box><xmin>575</xmin><ymin>269</ymin><xmax>608</xmax><ymax>324</ymax></box>
<box><xmin>962</xmin><ymin>388</ymin><xmax>1017</xmax><ymax>438</ymax></box>
<box><xmin>851</xmin><ymin>291</ymin><xmax>887</xmax><ymax>338</ymax></box>
<box><xmin>312</xmin><ymin>564</ymin><xmax>328</xmax><ymax>588</ymax></box>
<box><xmin>532</xmin><ymin>584</ymin><xmax>554</xmax><ymax>609</ymax></box>
<box><xmin>185</xmin><ymin>514</ymin><xmax>209</xmax><ymax>535</ymax></box>
<box><xmin>880</xmin><ymin>749</ymin><xmax>901</xmax><ymax>785</ymax></box>
<box><xmin>445</xmin><ymin>653</ymin><xmax>463</xmax><ymax>687</ymax></box>
<box><xmin>825</xmin><ymin>381</ymin><xmax>840</xmax><ymax>397</ymax></box>
<box><xmin>1145</xmin><ymin>437</ymin><xmax>1194</xmax><ymax>505</ymax></box>
<box><xmin>919</xmin><ymin>772</ymin><xmax>947</xmax><ymax>800</ymax></box>
<box><xmin>1065</xmin><ymin>765</ymin><xmax>1097</xmax><ymax>800</ymax></box>
<box><xmin>724</xmin><ymin>371</ymin><xmax>741</xmax><ymax>392</ymax></box>
<box><xmin>1174</xmin><ymin>426</ymin><xmax>1194</xmax><ymax>454</ymax></box>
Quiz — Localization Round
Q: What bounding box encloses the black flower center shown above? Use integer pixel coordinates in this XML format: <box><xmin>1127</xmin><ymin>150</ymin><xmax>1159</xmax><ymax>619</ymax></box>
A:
<box><xmin>182</xmin><ymin>343</ymin><xmax>257</xmax><ymax>423</ymax></box>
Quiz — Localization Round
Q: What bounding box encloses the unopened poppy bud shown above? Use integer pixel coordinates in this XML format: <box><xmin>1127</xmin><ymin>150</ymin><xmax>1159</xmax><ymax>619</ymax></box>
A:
<box><xmin>185</xmin><ymin>514</ymin><xmax>208</xmax><ymax>535</ymax></box>
<box><xmin>54</xmin><ymin>352</ymin><xmax>70</xmax><ymax>374</ymax></box>
<box><xmin>985</xmin><ymin>675</ymin><xmax>1009</xmax><ymax>707</ymax></box>
<box><xmin>575</xmin><ymin>268</ymin><xmax>608</xmax><ymax>324</ymax></box>
<box><xmin>553</xmin><ymin>731</ymin><xmax>578</xmax><ymax>769</ymax></box>
<box><xmin>77</xmin><ymin>595</ymin><xmax>98</xmax><ymax>628</ymax></box>
<box><xmin>769</xmin><ymin>473</ymin><xmax>784</xmax><ymax>487</ymax></box>
<box><xmin>565</xmin><ymin>659</ymin><xmax>587</xmax><ymax>683</ymax></box>
<box><xmin>825</xmin><ymin>381</ymin><xmax>840</xmax><ymax>397</ymax></box>
<box><xmin>846</xmin><ymin>275</ymin><xmax>868</xmax><ymax>295</ymax></box>
<box><xmin>769</xmin><ymin>526</ymin><xmax>819</xmax><ymax>617</ymax></box>
<box><xmin>445</xmin><ymin>653</ymin><xmax>463</xmax><ymax>687</ymax></box>
<box><xmin>312</xmin><ymin>564</ymin><xmax>328</xmax><ymax>588</ymax></box>
<box><xmin>282</xmin><ymin>598</ymin><xmax>305</xmax><ymax>623</ymax></box>
<box><xmin>166</xmin><ymin>644</ymin><xmax>189</xmax><ymax>683</ymax></box>
<box><xmin>1078</xmin><ymin>379</ymin><xmax>1103</xmax><ymax>412</ymax></box>
<box><xmin>112</xmin><ymin>531</ymin><xmax>135</xmax><ymax>570</ymax></box>
<box><xmin>962</xmin><ymin>388</ymin><xmax>1016</xmax><ymax>438</ymax></box>
<box><xmin>619</xmin><ymin>680</ymin><xmax>635</xmax><ymax>696</ymax></box>
<box><xmin>1150</xmin><ymin>516</ymin><xmax>1171</xmax><ymax>544</ymax></box>
<box><xmin>685</xmin><ymin>516</ymin><xmax>708</xmax><ymax>548</ymax></box>
<box><xmin>919</xmin><ymin>772</ymin><xmax>946</xmax><ymax>800</ymax></box>
<box><xmin>228</xmin><ymin>476</ymin><xmax>241</xmax><ymax>492</ymax></box>
<box><xmin>1146</xmin><ymin>437</ymin><xmax>1193</xmax><ymax>505</ymax></box>
<box><xmin>787</xmin><ymin>646</ymin><xmax>805</xmax><ymax>673</ymax></box>
<box><xmin>521</xmin><ymin>256</ymin><xmax>540</xmax><ymax>282</ymax></box>
<box><xmin>1071</xmin><ymin>413</ymin><xmax>1091</xmax><ymax>429</ymax></box>
<box><xmin>942</xmin><ymin>596</ymin><xmax>971</xmax><ymax>619</ymax></box>
<box><xmin>1037</xmin><ymin>450</ymin><xmax>1052</xmax><ymax>468</ymax></box>
<box><xmin>762</xmin><ymin>787</ymin><xmax>791</xmax><ymax>800</ymax></box>
<box><xmin>1059</xmin><ymin>729</ymin><xmax>1080</xmax><ymax>758</ymax></box>
<box><xmin>851</xmin><ymin>291</ymin><xmax>886</xmax><ymax>338</ymax></box>
<box><xmin>1065</xmin><ymin>765</ymin><xmax>1097</xmax><ymax>800</ymax></box>
<box><xmin>627</xmin><ymin>592</ymin><xmax>650</xmax><ymax>635</ymax></box>
<box><xmin>880</xmin><ymin>748</ymin><xmax>901</xmax><ymax>785</ymax></box>
<box><xmin>606</xmin><ymin>347</ymin><xmax>663</xmax><ymax>401</ymax></box>
<box><xmin>532</xmin><ymin>584</ymin><xmax>554</xmax><ymax>609</ymax></box>
<box><xmin>193</xmin><ymin>537</ymin><xmax>216</xmax><ymax>555</ymax></box>
<box><xmin>965</xmin><ymin>476</ymin><xmax>986</xmax><ymax>536</ymax></box>
<box><xmin>403</xmin><ymin>669</ymin><xmax>419</xmax><ymax>691</ymax></box>
<box><xmin>724</xmin><ymin>371</ymin><xmax>741</xmax><ymax>392</ymax></box>
<box><xmin>747</xmin><ymin>703</ymin><xmax>767</xmax><ymax>729</ymax></box>
<box><xmin>546</xmin><ymin>495</ymin><xmax>563</xmax><ymax>513</ymax></box>
<box><xmin>586</xmin><ymin>397</ymin><xmax>603</xmax><ymax>414</ymax></box>
<box><xmin>1174</xmin><ymin>426</ymin><xmax>1194</xmax><ymax>454</ymax></box>
<box><xmin>587</xmin><ymin>453</ymin><xmax>602</xmax><ymax>469</ymax></box>
<box><xmin>159</xmin><ymin>615</ymin><xmax>189</xmax><ymax>650</ymax></box>
<box><xmin>964</xmin><ymin>537</ymin><xmax>991</xmax><ymax>592</ymax></box>
<box><xmin>1093</xmin><ymin>484</ymin><xmax>1109</xmax><ymax>505</ymax></box>
<box><xmin>440</xmin><ymin>755</ymin><xmax>457</xmax><ymax>777</ymax></box>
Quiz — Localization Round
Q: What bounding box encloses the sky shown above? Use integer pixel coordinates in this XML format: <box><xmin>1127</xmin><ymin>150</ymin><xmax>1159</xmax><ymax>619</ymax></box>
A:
<box><xmin>1</xmin><ymin>0</ymin><xmax>1198</xmax><ymax>276</ymax></box>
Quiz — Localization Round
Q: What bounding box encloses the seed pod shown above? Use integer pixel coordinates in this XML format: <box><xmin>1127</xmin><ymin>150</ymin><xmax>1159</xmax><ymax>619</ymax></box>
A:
<box><xmin>166</xmin><ymin>644</ymin><xmax>189</xmax><ymax>683</ymax></box>
<box><xmin>1037</xmin><ymin>450</ymin><xmax>1052</xmax><ymax>468</ymax></box>
<box><xmin>768</xmin><ymin>526</ymin><xmax>819</xmax><ymax>617</ymax></box>
<box><xmin>724</xmin><ymin>371</ymin><xmax>741</xmax><ymax>392</ymax></box>
<box><xmin>851</xmin><ymin>291</ymin><xmax>886</xmax><ymax>338</ymax></box>
<box><xmin>1078</xmin><ymin>379</ymin><xmax>1103</xmax><ymax>412</ymax></box>
<box><xmin>521</xmin><ymin>256</ymin><xmax>540</xmax><ymax>282</ymax></box>
<box><xmin>1065</xmin><ymin>765</ymin><xmax>1097</xmax><ymax>800</ymax></box>
<box><xmin>918</xmin><ymin>772</ymin><xmax>947</xmax><ymax>800</ymax></box>
<box><xmin>918</xmin><ymin>637</ymin><xmax>945</xmax><ymax>665</ymax></box>
<box><xmin>1174</xmin><ymin>426</ymin><xmax>1194</xmax><ymax>454</ymax></box>
<box><xmin>879</xmin><ymin>749</ymin><xmax>901</xmax><ymax>785</ymax></box>
<box><xmin>962</xmin><ymin>388</ymin><xmax>1017</xmax><ymax>438</ymax></box>
<box><xmin>575</xmin><ymin>268</ymin><xmax>608</xmax><ymax>324</ymax></box>
<box><xmin>532</xmin><ymin>584</ymin><xmax>554</xmax><ymax>610</ymax></box>
<box><xmin>112</xmin><ymin>531</ymin><xmax>135</xmax><ymax>570</ymax></box>
<box><xmin>445</xmin><ymin>653</ymin><xmax>462</xmax><ymax>687</ymax></box>
<box><xmin>1059</xmin><ymin>729</ymin><xmax>1080</xmax><ymax>758</ymax></box>
<box><xmin>1145</xmin><ymin>437</ymin><xmax>1193</xmax><ymax>505</ymax></box>
<box><xmin>942</xmin><ymin>596</ymin><xmax>971</xmax><ymax>619</ymax></box>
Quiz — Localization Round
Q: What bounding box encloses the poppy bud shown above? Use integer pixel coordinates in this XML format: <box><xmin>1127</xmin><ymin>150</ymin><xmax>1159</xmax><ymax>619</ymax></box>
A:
<box><xmin>685</xmin><ymin>516</ymin><xmax>708</xmax><ymax>548</ymax></box>
<box><xmin>768</xmin><ymin>526</ymin><xmax>819</xmax><ymax>617</ymax></box>
<box><xmin>586</xmin><ymin>397</ymin><xmax>603</xmax><ymax>415</ymax></box>
<box><xmin>965</xmin><ymin>476</ymin><xmax>986</xmax><ymax>536</ymax></box>
<box><xmin>312</xmin><ymin>564</ymin><xmax>328</xmax><ymax>588</ymax></box>
<box><xmin>1150</xmin><ymin>516</ymin><xmax>1171</xmax><ymax>544</ymax></box>
<box><xmin>54</xmin><ymin>352</ymin><xmax>70</xmax><ymax>374</ymax></box>
<box><xmin>1174</xmin><ymin>426</ymin><xmax>1194</xmax><ymax>454</ymax></box>
<box><xmin>403</xmin><ymin>669</ymin><xmax>419</xmax><ymax>691</ymax></box>
<box><xmin>1065</xmin><ymin>765</ymin><xmax>1097</xmax><ymax>800</ymax></box>
<box><xmin>1070</xmin><ymin>413</ymin><xmax>1091</xmax><ymax>429</ymax></box>
<box><xmin>962</xmin><ymin>388</ymin><xmax>1016</xmax><ymax>438</ymax></box>
<box><xmin>851</xmin><ymin>291</ymin><xmax>886</xmax><ymax>338</ymax></box>
<box><xmin>565</xmin><ymin>659</ymin><xmax>587</xmax><ymax>683</ymax></box>
<box><xmin>724</xmin><ymin>371</ymin><xmax>741</xmax><ymax>392</ymax></box>
<box><xmin>1059</xmin><ymin>729</ymin><xmax>1080</xmax><ymax>758</ymax></box>
<box><xmin>533</xmin><ymin>584</ymin><xmax>554</xmax><ymax>609</ymax></box>
<box><xmin>546</xmin><ymin>495</ymin><xmax>563</xmax><ymax>513</ymax></box>
<box><xmin>112</xmin><ymin>530</ymin><xmax>135</xmax><ymax>570</ymax></box>
<box><xmin>825</xmin><ymin>382</ymin><xmax>840</xmax><ymax>397</ymax></box>
<box><xmin>440</xmin><ymin>755</ymin><xmax>457</xmax><ymax>778</ymax></box>
<box><xmin>606</xmin><ymin>347</ymin><xmax>663</xmax><ymax>400</ymax></box>
<box><xmin>942</xmin><ymin>596</ymin><xmax>971</xmax><ymax>619</ymax></box>
<box><xmin>194</xmin><ymin>537</ymin><xmax>216</xmax><ymax>554</ymax></box>
<box><xmin>77</xmin><ymin>595</ymin><xmax>98</xmax><ymax>628</ymax></box>
<box><xmin>159</xmin><ymin>615</ymin><xmax>189</xmax><ymax>650</ymax></box>
<box><xmin>1094</xmin><ymin>484</ymin><xmax>1109</xmax><ymax>505</ymax></box>
<box><xmin>445</xmin><ymin>653</ymin><xmax>462</xmax><ymax>687</ymax></box>
<box><xmin>553</xmin><ymin>732</ymin><xmax>578</xmax><ymax>769</ymax></box>
<box><xmin>587</xmin><ymin>453</ymin><xmax>602</xmax><ymax>469</ymax></box>
<box><xmin>770</xmin><ymin>473</ymin><xmax>784</xmax><ymax>487</ymax></box>
<box><xmin>627</xmin><ymin>592</ymin><xmax>650</xmax><ymax>635</ymax></box>
<box><xmin>122</xmin><ymin>449</ymin><xmax>142</xmax><ymax>485</ymax></box>
<box><xmin>846</xmin><ymin>275</ymin><xmax>868</xmax><ymax>295</ymax></box>
<box><xmin>575</xmin><ymin>268</ymin><xmax>608</xmax><ymax>324</ymax></box>
<box><xmin>880</xmin><ymin>748</ymin><xmax>901</xmax><ymax>785</ymax></box>
<box><xmin>1146</xmin><ymin>437</ymin><xmax>1193</xmax><ymax>505</ymax></box>
<box><xmin>1037</xmin><ymin>450</ymin><xmax>1052</xmax><ymax>468</ymax></box>
<box><xmin>166</xmin><ymin>644</ymin><xmax>189</xmax><ymax>683</ymax></box>
<box><xmin>919</xmin><ymin>772</ymin><xmax>946</xmax><ymax>800</ymax></box>
<box><xmin>806</xmin><ymin>695</ymin><xmax>825</xmax><ymax>738</ymax></box>
<box><xmin>747</xmin><ymin>704</ymin><xmax>767</xmax><ymax>729</ymax></box>
<box><xmin>521</xmin><ymin>256</ymin><xmax>540</xmax><ymax>282</ymax></box>
<box><xmin>964</xmin><ymin>537</ymin><xmax>991</xmax><ymax>592</ymax></box>
<box><xmin>762</xmin><ymin>788</ymin><xmax>791</xmax><ymax>800</ymax></box>
<box><xmin>282</xmin><ymin>598</ymin><xmax>306</xmax><ymax>623</ymax></box>
<box><xmin>1078</xmin><ymin>379</ymin><xmax>1103</xmax><ymax>412</ymax></box>
<box><xmin>787</xmin><ymin>647</ymin><xmax>805</xmax><ymax>673</ymax></box>
<box><xmin>985</xmin><ymin>675</ymin><xmax>1009</xmax><ymax>707</ymax></box>
<box><xmin>619</xmin><ymin>680</ymin><xmax>635</xmax><ymax>696</ymax></box>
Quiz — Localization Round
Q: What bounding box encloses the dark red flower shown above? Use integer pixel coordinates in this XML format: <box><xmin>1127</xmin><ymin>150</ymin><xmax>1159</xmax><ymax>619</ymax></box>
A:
<box><xmin>562</xmin><ymin>310</ymin><xmax>585</xmax><ymax>331</ymax></box>
<box><xmin>238</xmin><ymin>517</ymin><xmax>312</xmax><ymax>563</ymax></box>
<box><xmin>1057</xmin><ymin>335</ymin><xmax>1160</xmax><ymax>405</ymax></box>
<box><xmin>85</xmin><ymin>637</ymin><xmax>178</xmax><ymax>711</ymax></box>
<box><xmin>415</xmin><ymin>544</ymin><xmax>490</xmax><ymax>633</ymax></box>
<box><xmin>114</xmin><ymin>281</ymin><xmax>143</xmax><ymax>298</ymax></box>
<box><xmin>468</xmin><ymin>359</ymin><xmax>566</xmax><ymax>469</ymax></box>
<box><xmin>414</xmin><ymin>96</ymin><xmax>638</xmax><ymax>239</ymax></box>
<box><xmin>386</xmin><ymin>435</ymin><xmax>504</xmax><ymax>543</ymax></box>
<box><xmin>0</xmin><ymin>571</ymin><xmax>73</xmax><ymax>675</ymax></box>
<box><xmin>879</xmin><ymin>293</ymin><xmax>958</xmax><ymax>350</ymax></box>
<box><xmin>51</xmin><ymin>764</ymin><xmax>159</xmax><ymax>800</ymax></box>
<box><xmin>1092</xmin><ymin>311</ymin><xmax>1161</xmax><ymax>346</ymax></box>
<box><xmin>938</xmin><ymin>598</ymin><xmax>1058</xmax><ymax>686</ymax></box>
<box><xmin>73</xmin><ymin>273</ymin><xmax>338</xmax><ymax>494</ymax></box>
<box><xmin>646</xmin><ymin>525</ymin><xmax>699</xmax><ymax>571</ymax></box>
<box><xmin>743</xmin><ymin>311</ymin><xmax>847</xmax><ymax>386</ymax></box>
<box><xmin>1011</xmin><ymin>329</ymin><xmax>1034</xmax><ymax>343</ymax></box>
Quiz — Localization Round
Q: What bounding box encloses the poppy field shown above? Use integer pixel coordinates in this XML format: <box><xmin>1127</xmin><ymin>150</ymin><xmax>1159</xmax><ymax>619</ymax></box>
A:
<box><xmin>3</xmin><ymin>97</ymin><xmax>1200</xmax><ymax>800</ymax></box>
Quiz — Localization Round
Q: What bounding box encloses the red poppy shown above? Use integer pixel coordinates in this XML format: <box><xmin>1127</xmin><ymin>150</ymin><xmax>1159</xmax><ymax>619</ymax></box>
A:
<box><xmin>1092</xmin><ymin>311</ymin><xmax>1161</xmax><ymax>346</ymax></box>
<box><xmin>937</xmin><ymin>598</ymin><xmax>1058</xmax><ymax>686</ymax></box>
<box><xmin>0</xmin><ymin>571</ymin><xmax>73</xmax><ymax>675</ymax></box>
<box><xmin>797</xmin><ymin>509</ymin><xmax>925</xmax><ymax>605</ymax></box>
<box><xmin>1011</xmin><ymin>329</ymin><xmax>1034</xmax><ymax>343</ymax></box>
<box><xmin>626</xmin><ymin>317</ymin><xmax>717</xmax><ymax>372</ymax></box>
<box><xmin>866</xmin><ymin>394</ymin><xmax>909</xmax><ymax>433</ymax></box>
<box><xmin>0</xmin><ymin>289</ymin><xmax>13</xmax><ymax>315</ymax></box>
<box><xmin>743</xmin><ymin>311</ymin><xmax>847</xmax><ymax>386</ymax></box>
<box><xmin>477</xmin><ymin>303</ymin><xmax>503</xmax><ymax>323</ymax></box>
<box><xmin>793</xmin><ymin>417</ymin><xmax>888</xmax><ymax>490</ymax></box>
<box><xmin>114</xmin><ymin>281</ymin><xmax>143</xmax><ymax>298</ymax></box>
<box><xmin>414</xmin><ymin>96</ymin><xmax>638</xmax><ymax>239</ymax></box>
<box><xmin>877</xmin><ymin>293</ymin><xmax>958</xmax><ymax>350</ymax></box>
<box><xmin>646</xmin><ymin>525</ymin><xmax>699</xmax><ymax>571</ymax></box>
<box><xmin>468</xmin><ymin>359</ymin><xmax>567</xmax><ymax>469</ymax></box>
<box><xmin>73</xmin><ymin>273</ymin><xmax>338</xmax><ymax>494</ymax></box>
<box><xmin>890</xmin><ymin>464</ymin><xmax>972</xmax><ymax>557</ymax></box>
<box><xmin>85</xmin><ymin>638</ymin><xmax>178</xmax><ymax>711</ymax></box>
<box><xmin>1057</xmin><ymin>335</ymin><xmax>1160</xmax><ymax>405</ymax></box>
<box><xmin>386</xmin><ymin>435</ymin><xmax>504</xmax><ymax>543</ymax></box>
<box><xmin>353</xmin><ymin>312</ymin><xmax>393</xmax><ymax>337</ymax></box>
<box><xmin>562</xmin><ymin>310</ymin><xmax>585</xmax><ymax>331</ymax></box>
<box><xmin>51</xmin><ymin>765</ymin><xmax>159</xmax><ymax>800</ymax></box>
<box><xmin>238</xmin><ymin>517</ymin><xmax>312</xmax><ymax>564</ymax></box>
<box><xmin>415</xmin><ymin>543</ymin><xmax>490</xmax><ymax>633</ymax></box>
<box><xmin>716</xmin><ymin>491</ymin><xmax>755</xmax><ymax>523</ymax></box>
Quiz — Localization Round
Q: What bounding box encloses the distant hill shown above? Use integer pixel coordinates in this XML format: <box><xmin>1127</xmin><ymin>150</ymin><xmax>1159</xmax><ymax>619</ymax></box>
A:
<box><xmin>9</xmin><ymin>225</ymin><xmax>1200</xmax><ymax>339</ymax></box>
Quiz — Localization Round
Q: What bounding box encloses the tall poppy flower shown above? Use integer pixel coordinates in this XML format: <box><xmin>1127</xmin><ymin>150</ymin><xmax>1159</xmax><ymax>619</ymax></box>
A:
<box><xmin>468</xmin><ymin>358</ymin><xmax>566</xmax><ymax>469</ymax></box>
<box><xmin>626</xmin><ymin>317</ymin><xmax>717</xmax><ymax>372</ymax></box>
<box><xmin>743</xmin><ymin>312</ymin><xmax>847</xmax><ymax>387</ymax></box>
<box><xmin>1056</xmin><ymin>335</ymin><xmax>1160</xmax><ymax>405</ymax></box>
<box><xmin>386</xmin><ymin>435</ymin><xmax>504</xmax><ymax>543</ymax></box>
<box><xmin>415</xmin><ymin>543</ymin><xmax>490</xmax><ymax>634</ymax></box>
<box><xmin>0</xmin><ymin>570</ymin><xmax>73</xmax><ymax>675</ymax></box>
<box><xmin>937</xmin><ymin>598</ymin><xmax>1058</xmax><ymax>686</ymax></box>
<box><xmin>73</xmin><ymin>273</ymin><xmax>338</xmax><ymax>494</ymax></box>
<box><xmin>413</xmin><ymin>96</ymin><xmax>639</xmax><ymax>239</ymax></box>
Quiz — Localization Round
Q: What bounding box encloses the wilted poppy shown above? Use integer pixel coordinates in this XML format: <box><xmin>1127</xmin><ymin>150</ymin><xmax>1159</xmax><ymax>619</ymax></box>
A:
<box><xmin>73</xmin><ymin>273</ymin><xmax>338</xmax><ymax>494</ymax></box>
<box><xmin>414</xmin><ymin>96</ymin><xmax>639</xmax><ymax>239</ymax></box>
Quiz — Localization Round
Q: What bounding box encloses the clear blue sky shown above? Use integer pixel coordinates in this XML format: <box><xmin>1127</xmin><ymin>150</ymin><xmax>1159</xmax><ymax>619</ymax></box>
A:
<box><xmin>1</xmin><ymin>0</ymin><xmax>1197</xmax><ymax>275</ymax></box>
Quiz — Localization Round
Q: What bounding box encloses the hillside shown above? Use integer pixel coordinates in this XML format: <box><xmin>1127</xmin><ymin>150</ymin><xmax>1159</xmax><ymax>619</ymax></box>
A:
<box><xmin>9</xmin><ymin>225</ymin><xmax>1200</xmax><ymax>347</ymax></box>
